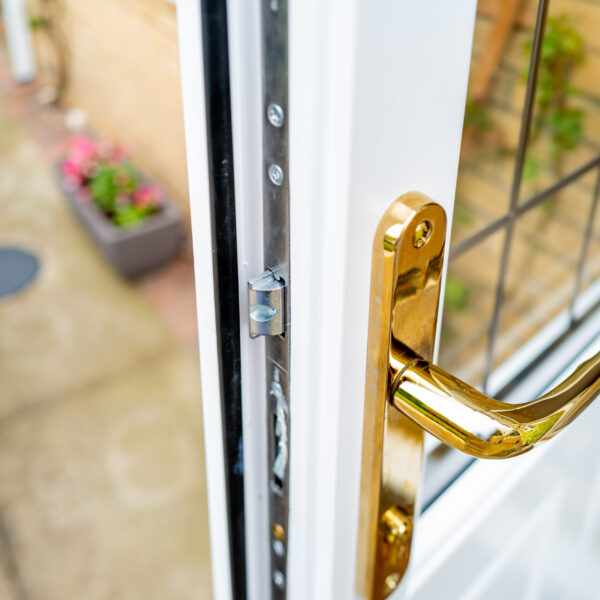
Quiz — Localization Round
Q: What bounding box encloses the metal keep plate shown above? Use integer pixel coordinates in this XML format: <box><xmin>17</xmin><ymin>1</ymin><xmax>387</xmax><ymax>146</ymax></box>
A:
<box><xmin>259</xmin><ymin>0</ymin><xmax>291</xmax><ymax>598</ymax></box>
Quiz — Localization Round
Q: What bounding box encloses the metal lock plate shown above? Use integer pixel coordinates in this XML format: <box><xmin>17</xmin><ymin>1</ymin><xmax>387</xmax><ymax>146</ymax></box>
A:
<box><xmin>248</xmin><ymin>270</ymin><xmax>286</xmax><ymax>338</ymax></box>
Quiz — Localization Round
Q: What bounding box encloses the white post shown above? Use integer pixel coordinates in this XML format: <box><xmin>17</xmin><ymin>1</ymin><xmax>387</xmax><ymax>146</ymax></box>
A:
<box><xmin>2</xmin><ymin>0</ymin><xmax>36</xmax><ymax>82</ymax></box>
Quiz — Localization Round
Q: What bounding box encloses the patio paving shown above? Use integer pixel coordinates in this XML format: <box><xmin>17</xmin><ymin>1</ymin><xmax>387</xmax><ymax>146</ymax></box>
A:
<box><xmin>0</xmin><ymin>81</ymin><xmax>212</xmax><ymax>598</ymax></box>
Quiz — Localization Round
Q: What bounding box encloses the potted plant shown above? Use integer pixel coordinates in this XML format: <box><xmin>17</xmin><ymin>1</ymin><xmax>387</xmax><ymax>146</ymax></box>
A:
<box><xmin>59</xmin><ymin>135</ymin><xmax>183</xmax><ymax>277</ymax></box>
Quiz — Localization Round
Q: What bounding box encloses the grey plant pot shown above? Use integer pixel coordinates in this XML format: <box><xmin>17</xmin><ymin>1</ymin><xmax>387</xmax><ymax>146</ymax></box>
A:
<box><xmin>63</xmin><ymin>182</ymin><xmax>184</xmax><ymax>278</ymax></box>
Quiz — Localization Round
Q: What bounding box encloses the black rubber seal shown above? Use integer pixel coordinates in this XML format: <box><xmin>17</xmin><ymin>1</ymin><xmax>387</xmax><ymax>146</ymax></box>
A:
<box><xmin>200</xmin><ymin>1</ymin><xmax>247</xmax><ymax>597</ymax></box>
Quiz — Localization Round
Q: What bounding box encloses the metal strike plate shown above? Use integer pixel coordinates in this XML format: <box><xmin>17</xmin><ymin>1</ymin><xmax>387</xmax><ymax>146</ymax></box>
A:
<box><xmin>356</xmin><ymin>192</ymin><xmax>446</xmax><ymax>599</ymax></box>
<box><xmin>248</xmin><ymin>270</ymin><xmax>286</xmax><ymax>338</ymax></box>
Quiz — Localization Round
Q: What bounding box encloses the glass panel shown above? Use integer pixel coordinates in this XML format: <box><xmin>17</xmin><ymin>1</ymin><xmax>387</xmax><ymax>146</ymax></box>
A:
<box><xmin>492</xmin><ymin>193</ymin><xmax>589</xmax><ymax>371</ymax></box>
<box><xmin>439</xmin><ymin>231</ymin><xmax>503</xmax><ymax>390</ymax></box>
<box><xmin>452</xmin><ymin>1</ymin><xmax>518</xmax><ymax>244</ymax></box>
<box><xmin>515</xmin><ymin>1</ymin><xmax>600</xmax><ymax>201</ymax></box>
<box><xmin>433</xmin><ymin>0</ymin><xmax>600</xmax><ymax>513</ymax></box>
<box><xmin>446</xmin><ymin>0</ymin><xmax>600</xmax><ymax>384</ymax></box>
<box><xmin>455</xmin><ymin>0</ymin><xmax>600</xmax><ymax>245</ymax></box>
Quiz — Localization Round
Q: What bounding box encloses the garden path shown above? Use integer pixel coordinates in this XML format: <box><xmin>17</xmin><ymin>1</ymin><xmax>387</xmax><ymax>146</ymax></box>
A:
<box><xmin>0</xmin><ymin>68</ymin><xmax>212</xmax><ymax>600</ymax></box>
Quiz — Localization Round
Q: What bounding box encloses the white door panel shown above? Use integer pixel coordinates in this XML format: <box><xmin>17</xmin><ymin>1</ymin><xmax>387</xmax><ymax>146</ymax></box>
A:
<box><xmin>288</xmin><ymin>1</ymin><xmax>477</xmax><ymax>597</ymax></box>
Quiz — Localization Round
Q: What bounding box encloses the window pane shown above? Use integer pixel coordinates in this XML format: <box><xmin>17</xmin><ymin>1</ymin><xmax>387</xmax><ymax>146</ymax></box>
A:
<box><xmin>438</xmin><ymin>230</ymin><xmax>503</xmax><ymax>390</ymax></box>
<box><xmin>492</xmin><ymin>193</ymin><xmax>590</xmax><ymax>373</ymax></box>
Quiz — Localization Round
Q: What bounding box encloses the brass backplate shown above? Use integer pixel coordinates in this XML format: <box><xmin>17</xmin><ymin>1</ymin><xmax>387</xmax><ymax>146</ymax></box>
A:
<box><xmin>356</xmin><ymin>193</ymin><xmax>446</xmax><ymax>599</ymax></box>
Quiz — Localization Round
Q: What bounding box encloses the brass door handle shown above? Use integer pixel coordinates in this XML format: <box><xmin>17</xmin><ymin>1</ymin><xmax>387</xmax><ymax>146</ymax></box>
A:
<box><xmin>390</xmin><ymin>339</ymin><xmax>600</xmax><ymax>459</ymax></box>
<box><xmin>357</xmin><ymin>193</ymin><xmax>600</xmax><ymax>599</ymax></box>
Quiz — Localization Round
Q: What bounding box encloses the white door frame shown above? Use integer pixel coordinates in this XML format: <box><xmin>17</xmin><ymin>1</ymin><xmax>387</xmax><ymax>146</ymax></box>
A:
<box><xmin>176</xmin><ymin>3</ymin><xmax>233</xmax><ymax>598</ymax></box>
<box><xmin>177</xmin><ymin>1</ymin><xmax>270</xmax><ymax>598</ymax></box>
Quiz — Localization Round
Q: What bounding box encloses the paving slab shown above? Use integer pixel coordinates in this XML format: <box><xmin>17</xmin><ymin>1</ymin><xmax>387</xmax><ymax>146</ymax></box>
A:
<box><xmin>0</xmin><ymin>73</ymin><xmax>212</xmax><ymax>598</ymax></box>
<box><xmin>0</xmin><ymin>351</ymin><xmax>212</xmax><ymax>600</ymax></box>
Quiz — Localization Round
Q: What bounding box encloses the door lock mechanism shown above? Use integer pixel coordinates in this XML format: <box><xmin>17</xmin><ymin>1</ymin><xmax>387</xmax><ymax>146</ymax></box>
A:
<box><xmin>248</xmin><ymin>270</ymin><xmax>286</xmax><ymax>338</ymax></box>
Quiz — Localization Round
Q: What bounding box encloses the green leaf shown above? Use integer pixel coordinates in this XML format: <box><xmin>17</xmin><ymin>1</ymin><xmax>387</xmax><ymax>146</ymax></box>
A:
<box><xmin>520</xmin><ymin>14</ymin><xmax>586</xmax><ymax>180</ymax></box>
<box><xmin>112</xmin><ymin>203</ymin><xmax>157</xmax><ymax>227</ymax></box>
<box><xmin>29</xmin><ymin>16</ymin><xmax>48</xmax><ymax>29</ymax></box>
<box><xmin>454</xmin><ymin>204</ymin><xmax>472</xmax><ymax>226</ymax></box>
<box><xmin>464</xmin><ymin>100</ymin><xmax>492</xmax><ymax>132</ymax></box>
<box><xmin>445</xmin><ymin>276</ymin><xmax>470</xmax><ymax>313</ymax></box>
<box><xmin>523</xmin><ymin>154</ymin><xmax>543</xmax><ymax>181</ymax></box>
<box><xmin>89</xmin><ymin>163</ymin><xmax>139</xmax><ymax>215</ymax></box>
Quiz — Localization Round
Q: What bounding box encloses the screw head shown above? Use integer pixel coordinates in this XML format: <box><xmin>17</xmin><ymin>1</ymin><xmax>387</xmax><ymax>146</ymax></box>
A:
<box><xmin>267</xmin><ymin>103</ymin><xmax>284</xmax><ymax>127</ymax></box>
<box><xmin>271</xmin><ymin>523</ymin><xmax>285</xmax><ymax>541</ymax></box>
<box><xmin>413</xmin><ymin>219</ymin><xmax>433</xmax><ymax>248</ymax></box>
<box><xmin>268</xmin><ymin>164</ymin><xmax>284</xmax><ymax>186</ymax></box>
<box><xmin>383</xmin><ymin>573</ymin><xmax>401</xmax><ymax>594</ymax></box>
<box><xmin>273</xmin><ymin>570</ymin><xmax>285</xmax><ymax>588</ymax></box>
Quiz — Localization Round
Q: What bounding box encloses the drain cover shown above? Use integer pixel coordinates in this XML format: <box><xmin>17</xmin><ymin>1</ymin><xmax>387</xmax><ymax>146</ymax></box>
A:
<box><xmin>0</xmin><ymin>247</ymin><xmax>40</xmax><ymax>298</ymax></box>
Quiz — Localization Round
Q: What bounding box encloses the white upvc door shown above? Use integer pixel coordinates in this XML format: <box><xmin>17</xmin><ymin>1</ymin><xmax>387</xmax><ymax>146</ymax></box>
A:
<box><xmin>177</xmin><ymin>1</ymin><xmax>600</xmax><ymax>599</ymax></box>
<box><xmin>286</xmin><ymin>1</ymin><xmax>476</xmax><ymax>599</ymax></box>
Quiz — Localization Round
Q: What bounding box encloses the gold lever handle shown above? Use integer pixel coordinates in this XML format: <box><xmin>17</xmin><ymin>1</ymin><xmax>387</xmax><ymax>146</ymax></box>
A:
<box><xmin>357</xmin><ymin>193</ymin><xmax>600</xmax><ymax>600</ymax></box>
<box><xmin>390</xmin><ymin>340</ymin><xmax>600</xmax><ymax>459</ymax></box>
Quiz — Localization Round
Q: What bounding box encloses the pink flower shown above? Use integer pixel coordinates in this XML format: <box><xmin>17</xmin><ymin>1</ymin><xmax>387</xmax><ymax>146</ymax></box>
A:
<box><xmin>61</xmin><ymin>158</ymin><xmax>82</xmax><ymax>177</ymax></box>
<box><xmin>133</xmin><ymin>183</ymin><xmax>163</xmax><ymax>208</ymax></box>
<box><xmin>62</xmin><ymin>135</ymin><xmax>99</xmax><ymax>181</ymax></box>
<box><xmin>68</xmin><ymin>135</ymin><xmax>97</xmax><ymax>162</ymax></box>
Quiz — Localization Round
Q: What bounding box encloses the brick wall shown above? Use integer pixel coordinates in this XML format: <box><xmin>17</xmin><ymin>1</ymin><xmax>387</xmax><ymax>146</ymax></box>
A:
<box><xmin>30</xmin><ymin>0</ymin><xmax>189</xmax><ymax>216</ymax></box>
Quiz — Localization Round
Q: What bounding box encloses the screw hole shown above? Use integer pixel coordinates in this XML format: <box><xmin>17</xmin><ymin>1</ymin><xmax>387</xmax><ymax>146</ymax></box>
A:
<box><xmin>413</xmin><ymin>219</ymin><xmax>433</xmax><ymax>248</ymax></box>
